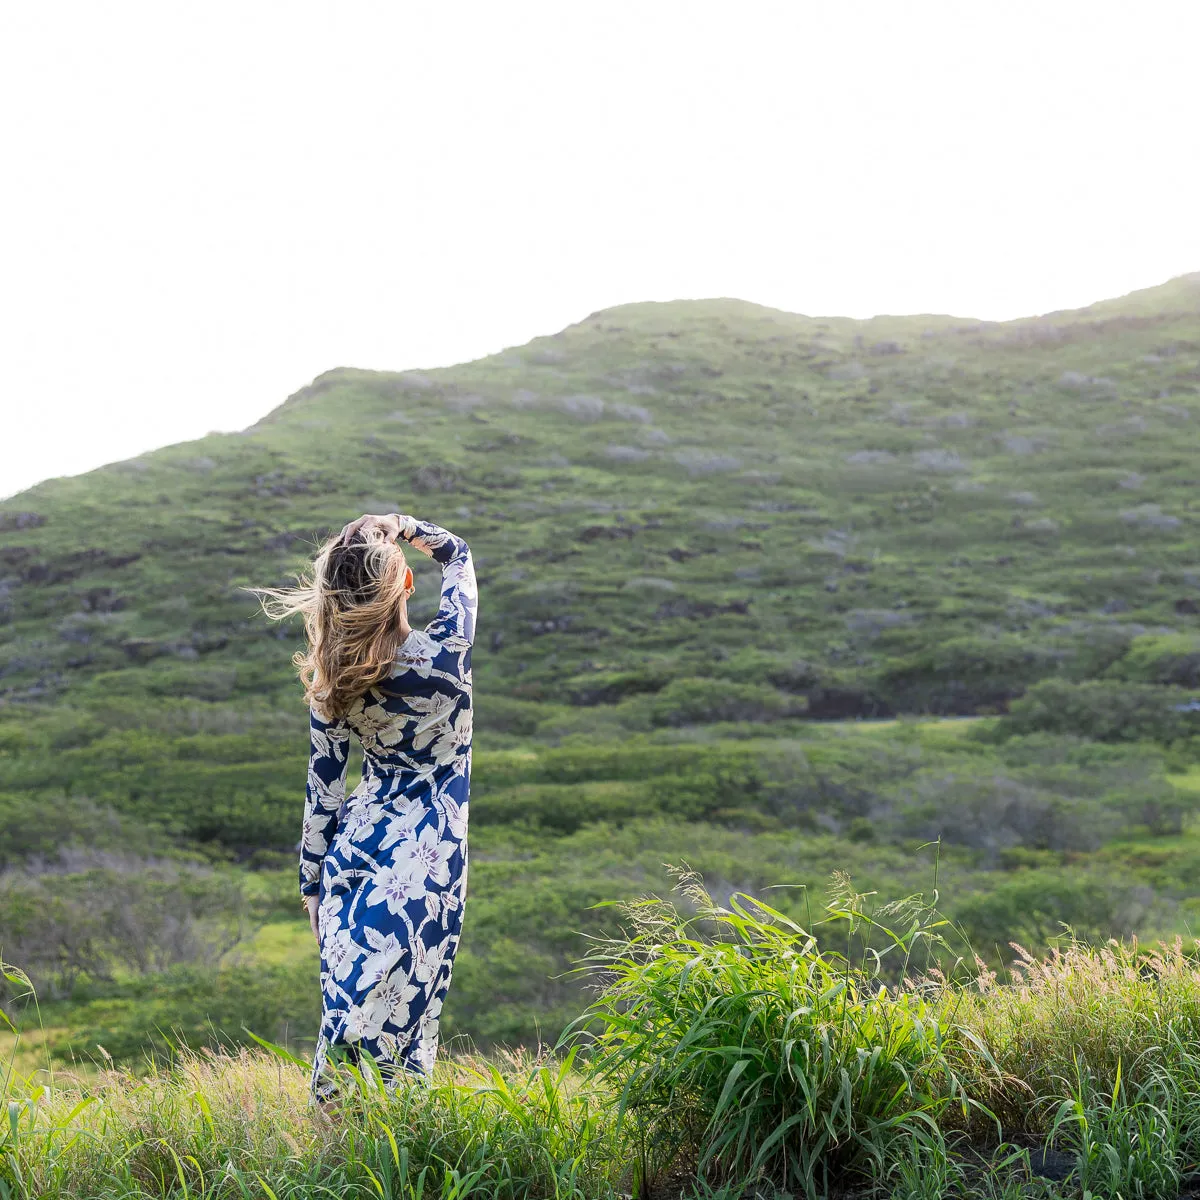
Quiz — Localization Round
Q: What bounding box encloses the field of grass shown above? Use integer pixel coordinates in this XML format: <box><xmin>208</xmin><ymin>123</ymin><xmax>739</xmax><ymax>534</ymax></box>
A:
<box><xmin>8</xmin><ymin>881</ymin><xmax>1200</xmax><ymax>1198</ymax></box>
<box><xmin>2</xmin><ymin>274</ymin><xmax>1200</xmax><ymax>1192</ymax></box>
<box><xmin>6</xmin><ymin>713</ymin><xmax>1200</xmax><ymax>1069</ymax></box>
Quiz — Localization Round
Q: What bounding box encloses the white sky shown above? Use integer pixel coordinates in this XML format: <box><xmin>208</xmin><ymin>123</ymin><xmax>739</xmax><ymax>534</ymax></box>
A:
<box><xmin>2</xmin><ymin>1</ymin><xmax>1198</xmax><ymax>500</ymax></box>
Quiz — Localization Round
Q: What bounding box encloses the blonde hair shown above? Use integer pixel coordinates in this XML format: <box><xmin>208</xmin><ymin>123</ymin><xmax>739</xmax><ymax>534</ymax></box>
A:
<box><xmin>246</xmin><ymin>526</ymin><xmax>412</xmax><ymax>720</ymax></box>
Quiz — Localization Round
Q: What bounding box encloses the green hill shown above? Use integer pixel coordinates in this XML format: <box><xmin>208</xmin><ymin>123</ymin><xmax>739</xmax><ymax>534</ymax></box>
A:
<box><xmin>3</xmin><ymin>274</ymin><xmax>1200</xmax><ymax>1062</ymax></box>
<box><xmin>5</xmin><ymin>274</ymin><xmax>1200</xmax><ymax>717</ymax></box>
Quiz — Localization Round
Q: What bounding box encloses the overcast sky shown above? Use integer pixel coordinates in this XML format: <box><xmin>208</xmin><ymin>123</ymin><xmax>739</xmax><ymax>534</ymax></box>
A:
<box><xmin>2</xmin><ymin>2</ymin><xmax>1197</xmax><ymax>500</ymax></box>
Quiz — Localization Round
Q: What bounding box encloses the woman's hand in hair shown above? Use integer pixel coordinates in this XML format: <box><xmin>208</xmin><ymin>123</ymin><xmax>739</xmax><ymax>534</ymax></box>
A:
<box><xmin>338</xmin><ymin>512</ymin><xmax>403</xmax><ymax>546</ymax></box>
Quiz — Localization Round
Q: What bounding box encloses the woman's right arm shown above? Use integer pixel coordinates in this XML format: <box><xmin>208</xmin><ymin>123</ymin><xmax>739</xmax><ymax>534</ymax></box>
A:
<box><xmin>394</xmin><ymin>515</ymin><xmax>477</xmax><ymax>648</ymax></box>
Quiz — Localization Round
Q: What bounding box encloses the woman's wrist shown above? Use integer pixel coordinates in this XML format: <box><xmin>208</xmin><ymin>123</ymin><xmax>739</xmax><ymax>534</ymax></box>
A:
<box><xmin>390</xmin><ymin>513</ymin><xmax>417</xmax><ymax>541</ymax></box>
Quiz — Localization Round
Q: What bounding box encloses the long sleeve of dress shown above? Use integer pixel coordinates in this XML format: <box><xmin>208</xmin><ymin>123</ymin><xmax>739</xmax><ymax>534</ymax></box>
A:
<box><xmin>299</xmin><ymin>705</ymin><xmax>351</xmax><ymax>897</ymax></box>
<box><xmin>395</xmin><ymin>516</ymin><xmax>477</xmax><ymax>648</ymax></box>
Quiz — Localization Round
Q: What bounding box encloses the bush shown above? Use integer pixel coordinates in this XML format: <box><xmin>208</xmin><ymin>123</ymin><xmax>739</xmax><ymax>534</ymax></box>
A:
<box><xmin>43</xmin><ymin>960</ymin><xmax>320</xmax><ymax>1063</ymax></box>
<box><xmin>646</xmin><ymin>677</ymin><xmax>804</xmax><ymax>726</ymax></box>
<box><xmin>804</xmin><ymin>680</ymin><xmax>895</xmax><ymax>719</ymax></box>
<box><xmin>952</xmin><ymin>869</ymin><xmax>1158</xmax><ymax>960</ymax></box>
<box><xmin>1000</xmin><ymin>679</ymin><xmax>1200</xmax><ymax>743</ymax></box>
<box><xmin>474</xmin><ymin>695</ymin><xmax>557</xmax><ymax>736</ymax></box>
<box><xmin>722</xmin><ymin>649</ymin><xmax>823</xmax><ymax>694</ymax></box>
<box><xmin>565</xmin><ymin>666</ymin><xmax>673</xmax><ymax>705</ymax></box>
<box><xmin>889</xmin><ymin>770</ymin><xmax>1123</xmax><ymax>856</ymax></box>
<box><xmin>473</xmin><ymin>780</ymin><xmax>653</xmax><ymax>834</ymax></box>
<box><xmin>0</xmin><ymin>856</ymin><xmax>254</xmax><ymax>1000</ymax></box>
<box><xmin>1112</xmin><ymin>778</ymin><xmax>1193</xmax><ymax>835</ymax></box>
<box><xmin>878</xmin><ymin>635</ymin><xmax>1060</xmax><ymax>715</ymax></box>
<box><xmin>0</xmin><ymin>792</ymin><xmax>153</xmax><ymax>868</ymax></box>
<box><xmin>1107</xmin><ymin>633</ymin><xmax>1200</xmax><ymax>688</ymax></box>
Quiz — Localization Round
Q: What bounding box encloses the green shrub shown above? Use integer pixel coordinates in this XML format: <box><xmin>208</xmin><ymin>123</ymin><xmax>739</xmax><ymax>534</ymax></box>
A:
<box><xmin>1107</xmin><ymin>633</ymin><xmax>1200</xmax><ymax>688</ymax></box>
<box><xmin>473</xmin><ymin>780</ymin><xmax>652</xmax><ymax>834</ymax></box>
<box><xmin>1112</xmin><ymin>778</ymin><xmax>1193</xmax><ymax>835</ymax></box>
<box><xmin>802</xmin><ymin>673</ymin><xmax>893</xmax><ymax>720</ymax></box>
<box><xmin>0</xmin><ymin>859</ymin><xmax>254</xmax><ymax>1000</ymax></box>
<box><xmin>952</xmin><ymin>869</ymin><xmax>1157</xmax><ymax>960</ymax></box>
<box><xmin>0</xmin><ymin>792</ymin><xmax>159</xmax><ymax>867</ymax></box>
<box><xmin>879</xmin><ymin>635</ymin><xmax>1061</xmax><ymax>715</ymax></box>
<box><xmin>474</xmin><ymin>694</ymin><xmax>557</xmax><ymax>736</ymax></box>
<box><xmin>565</xmin><ymin>666</ymin><xmax>674</xmax><ymax>705</ymax></box>
<box><xmin>722</xmin><ymin>649</ymin><xmax>824</xmax><ymax>694</ymax></box>
<box><xmin>890</xmin><ymin>770</ymin><xmax>1123</xmax><ymax>855</ymax></box>
<box><xmin>1000</xmin><ymin>679</ymin><xmax>1200</xmax><ymax>743</ymax></box>
<box><xmin>646</xmin><ymin>677</ymin><xmax>804</xmax><ymax>726</ymax></box>
<box><xmin>44</xmin><ymin>960</ymin><xmax>320</xmax><ymax>1063</ymax></box>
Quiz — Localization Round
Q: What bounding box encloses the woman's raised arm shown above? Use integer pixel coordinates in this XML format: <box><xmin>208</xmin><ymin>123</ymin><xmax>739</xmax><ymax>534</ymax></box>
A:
<box><xmin>394</xmin><ymin>515</ymin><xmax>477</xmax><ymax>648</ymax></box>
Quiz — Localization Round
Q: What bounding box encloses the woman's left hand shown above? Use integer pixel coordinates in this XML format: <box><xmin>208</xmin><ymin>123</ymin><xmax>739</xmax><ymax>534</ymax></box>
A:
<box><xmin>339</xmin><ymin>513</ymin><xmax>402</xmax><ymax>545</ymax></box>
<box><xmin>305</xmin><ymin>895</ymin><xmax>320</xmax><ymax>945</ymax></box>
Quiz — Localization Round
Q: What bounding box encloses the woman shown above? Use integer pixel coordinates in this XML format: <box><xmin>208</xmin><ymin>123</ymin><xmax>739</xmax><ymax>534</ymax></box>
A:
<box><xmin>251</xmin><ymin>511</ymin><xmax>476</xmax><ymax>1101</ymax></box>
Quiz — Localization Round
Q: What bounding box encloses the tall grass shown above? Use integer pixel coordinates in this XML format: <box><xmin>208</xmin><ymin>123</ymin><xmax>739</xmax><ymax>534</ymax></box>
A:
<box><xmin>9</xmin><ymin>877</ymin><xmax>1200</xmax><ymax>1198</ymax></box>
<box><xmin>568</xmin><ymin>874</ymin><xmax>1200</xmax><ymax>1199</ymax></box>
<box><xmin>956</xmin><ymin>937</ymin><xmax>1200</xmax><ymax>1113</ymax></box>
<box><xmin>1</xmin><ymin>1018</ymin><xmax>625</xmax><ymax>1199</ymax></box>
<box><xmin>567</xmin><ymin>871</ymin><xmax>987</xmax><ymax>1197</ymax></box>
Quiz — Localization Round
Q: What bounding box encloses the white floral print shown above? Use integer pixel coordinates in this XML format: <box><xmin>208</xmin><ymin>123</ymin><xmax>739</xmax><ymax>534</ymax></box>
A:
<box><xmin>395</xmin><ymin>629</ymin><xmax>438</xmax><ymax>677</ymax></box>
<box><xmin>408</xmin><ymin>825</ymin><xmax>457</xmax><ymax>886</ymax></box>
<box><xmin>411</xmin><ymin>933</ymin><xmax>450</xmax><ymax>984</ymax></box>
<box><xmin>301</xmin><ymin>812</ymin><xmax>331</xmax><ymax>856</ymax></box>
<box><xmin>432</xmin><ymin>786</ymin><xmax>469</xmax><ymax>841</ymax></box>
<box><xmin>408</xmin><ymin>692</ymin><xmax>460</xmax><ymax>751</ymax></box>
<box><xmin>431</xmin><ymin>708</ymin><xmax>472</xmax><ymax>765</ymax></box>
<box><xmin>346</xmin><ymin>974</ymin><xmax>419</xmax><ymax>1042</ymax></box>
<box><xmin>331</xmin><ymin>801</ymin><xmax>384</xmax><ymax>856</ymax></box>
<box><xmin>365</xmin><ymin>860</ymin><xmax>428</xmax><ymax>914</ymax></box>
<box><xmin>324</xmin><ymin>927</ymin><xmax>364</xmax><ymax>987</ymax></box>
<box><xmin>357</xmin><ymin>927</ymin><xmax>405</xmax><ymax>988</ymax></box>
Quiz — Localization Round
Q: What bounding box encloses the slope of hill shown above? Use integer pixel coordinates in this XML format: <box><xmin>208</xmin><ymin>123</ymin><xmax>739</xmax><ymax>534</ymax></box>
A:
<box><xmin>2</xmin><ymin>274</ymin><xmax>1200</xmax><ymax>1062</ymax></box>
<box><xmin>4</xmin><ymin>274</ymin><xmax>1200</xmax><ymax>717</ymax></box>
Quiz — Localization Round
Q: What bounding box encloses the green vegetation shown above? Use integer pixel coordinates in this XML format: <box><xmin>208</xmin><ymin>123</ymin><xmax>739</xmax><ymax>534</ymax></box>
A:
<box><xmin>8</xmin><ymin>881</ymin><xmax>1200</xmax><ymax>1197</ymax></box>
<box><xmin>2</xmin><ymin>274</ymin><xmax>1200</xmax><ymax>1191</ymax></box>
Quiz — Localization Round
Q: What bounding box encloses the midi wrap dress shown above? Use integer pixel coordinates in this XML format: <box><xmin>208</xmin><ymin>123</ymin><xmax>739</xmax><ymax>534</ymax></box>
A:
<box><xmin>298</xmin><ymin>516</ymin><xmax>476</xmax><ymax>1098</ymax></box>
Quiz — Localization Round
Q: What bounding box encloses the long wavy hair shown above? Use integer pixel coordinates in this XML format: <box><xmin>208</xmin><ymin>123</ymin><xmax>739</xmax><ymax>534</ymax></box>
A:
<box><xmin>247</xmin><ymin>526</ymin><xmax>412</xmax><ymax>720</ymax></box>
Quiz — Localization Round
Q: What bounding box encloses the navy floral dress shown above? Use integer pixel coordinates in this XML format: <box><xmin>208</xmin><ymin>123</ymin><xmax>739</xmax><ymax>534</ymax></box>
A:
<box><xmin>299</xmin><ymin>516</ymin><xmax>476</xmax><ymax>1098</ymax></box>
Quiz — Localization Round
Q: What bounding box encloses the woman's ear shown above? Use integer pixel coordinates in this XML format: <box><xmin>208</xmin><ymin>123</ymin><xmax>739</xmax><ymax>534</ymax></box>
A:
<box><xmin>403</xmin><ymin>565</ymin><xmax>414</xmax><ymax>593</ymax></box>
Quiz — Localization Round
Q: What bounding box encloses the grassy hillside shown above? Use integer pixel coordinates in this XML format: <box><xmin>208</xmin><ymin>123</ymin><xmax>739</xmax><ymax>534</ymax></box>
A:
<box><xmin>6</xmin><ymin>272</ymin><xmax>1200</xmax><ymax>715</ymax></box>
<box><xmin>2</xmin><ymin>274</ymin><xmax>1200</xmax><ymax>1066</ymax></box>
